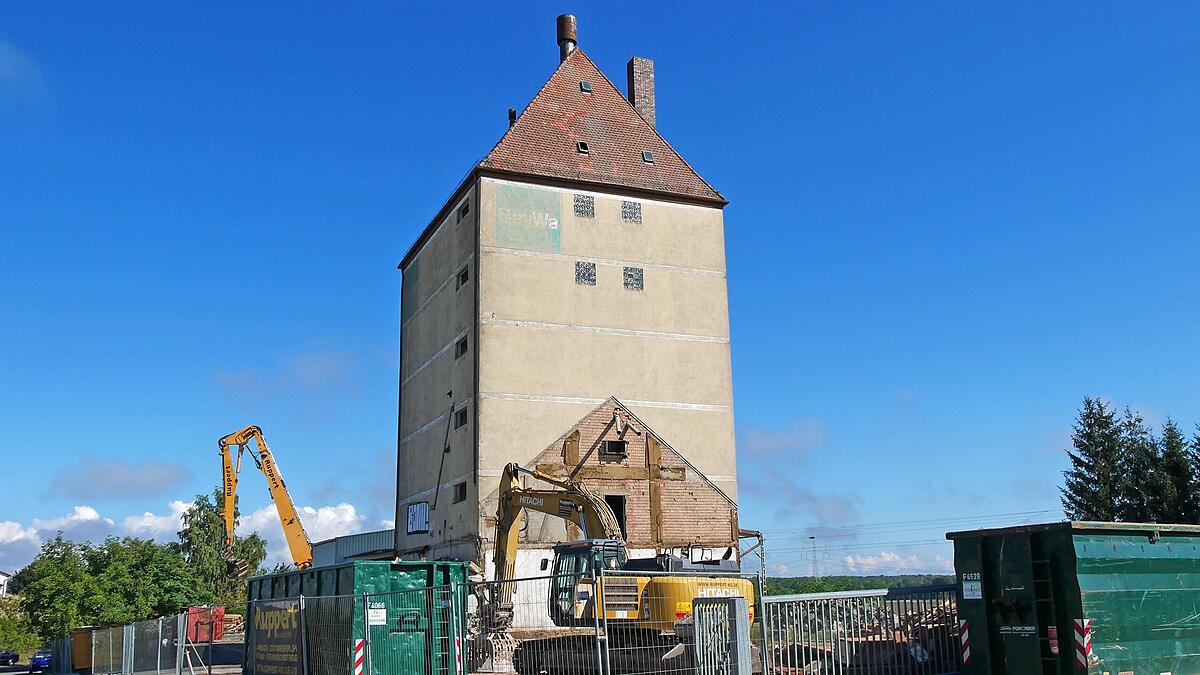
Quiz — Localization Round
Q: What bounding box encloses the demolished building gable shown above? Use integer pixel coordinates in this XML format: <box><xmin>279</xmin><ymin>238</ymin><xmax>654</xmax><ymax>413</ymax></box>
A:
<box><xmin>482</xmin><ymin>397</ymin><xmax>738</xmax><ymax>552</ymax></box>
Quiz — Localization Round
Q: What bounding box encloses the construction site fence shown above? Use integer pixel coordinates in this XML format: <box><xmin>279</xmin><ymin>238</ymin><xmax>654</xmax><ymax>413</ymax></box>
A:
<box><xmin>597</xmin><ymin>568</ymin><xmax>767</xmax><ymax>675</ymax></box>
<box><xmin>83</xmin><ymin>606</ymin><xmax>223</xmax><ymax>675</ymax></box>
<box><xmin>246</xmin><ymin>585</ymin><xmax>463</xmax><ymax>675</ymax></box>
<box><xmin>762</xmin><ymin>585</ymin><xmax>963</xmax><ymax>675</ymax></box>
<box><xmin>468</xmin><ymin>573</ymin><xmax>604</xmax><ymax>675</ymax></box>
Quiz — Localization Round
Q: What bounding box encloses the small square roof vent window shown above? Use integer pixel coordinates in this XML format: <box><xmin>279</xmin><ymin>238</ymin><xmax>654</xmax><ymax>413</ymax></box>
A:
<box><xmin>641</xmin><ymin>151</ymin><xmax>655</xmax><ymax>164</ymax></box>
<box><xmin>580</xmin><ymin>80</ymin><xmax>592</xmax><ymax>93</ymax></box>
<box><xmin>576</xmin><ymin>141</ymin><xmax>590</xmax><ymax>155</ymax></box>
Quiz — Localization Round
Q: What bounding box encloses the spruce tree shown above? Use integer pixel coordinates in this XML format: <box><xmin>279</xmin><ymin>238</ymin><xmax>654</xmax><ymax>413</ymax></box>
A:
<box><xmin>1158</xmin><ymin>419</ymin><xmax>1195</xmax><ymax>523</ymax></box>
<box><xmin>1061</xmin><ymin>398</ymin><xmax>1121</xmax><ymax>520</ymax></box>
<box><xmin>1114</xmin><ymin>408</ymin><xmax>1165</xmax><ymax>522</ymax></box>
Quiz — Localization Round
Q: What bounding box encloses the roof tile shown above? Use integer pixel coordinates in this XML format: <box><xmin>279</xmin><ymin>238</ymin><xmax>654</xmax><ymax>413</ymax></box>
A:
<box><xmin>479</xmin><ymin>49</ymin><xmax>724</xmax><ymax>203</ymax></box>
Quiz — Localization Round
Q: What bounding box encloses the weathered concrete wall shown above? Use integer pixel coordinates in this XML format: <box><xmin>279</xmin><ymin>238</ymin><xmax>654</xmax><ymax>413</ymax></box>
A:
<box><xmin>396</xmin><ymin>175</ymin><xmax>738</xmax><ymax>563</ymax></box>
<box><xmin>395</xmin><ymin>184</ymin><xmax>479</xmax><ymax>558</ymax></box>
<box><xmin>475</xmin><ymin>177</ymin><xmax>737</xmax><ymax>552</ymax></box>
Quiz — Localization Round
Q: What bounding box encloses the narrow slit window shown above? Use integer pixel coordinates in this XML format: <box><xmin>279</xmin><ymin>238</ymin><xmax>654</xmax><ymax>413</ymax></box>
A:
<box><xmin>621</xmin><ymin>201</ymin><xmax>642</xmax><ymax>224</ymax></box>
<box><xmin>576</xmin><ymin>261</ymin><xmax>596</xmax><ymax>286</ymax></box>
<box><xmin>457</xmin><ymin>201</ymin><xmax>470</xmax><ymax>222</ymax></box>
<box><xmin>454</xmin><ymin>336</ymin><xmax>468</xmax><ymax>359</ymax></box>
<box><xmin>454</xmin><ymin>408</ymin><xmax>468</xmax><ymax>429</ymax></box>
<box><xmin>456</xmin><ymin>265</ymin><xmax>469</xmax><ymax>290</ymax></box>
<box><xmin>453</xmin><ymin>482</ymin><xmax>467</xmax><ymax>504</ymax></box>
<box><xmin>623</xmin><ymin>267</ymin><xmax>644</xmax><ymax>291</ymax></box>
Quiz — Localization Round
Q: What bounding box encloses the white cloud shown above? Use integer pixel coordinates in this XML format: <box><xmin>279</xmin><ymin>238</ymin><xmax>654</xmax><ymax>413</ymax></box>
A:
<box><xmin>122</xmin><ymin>501</ymin><xmax>191</xmax><ymax>540</ymax></box>
<box><xmin>1</xmin><ymin>505</ymin><xmax>117</xmax><ymax>571</ymax></box>
<box><xmin>768</xmin><ymin>563</ymin><xmax>790</xmax><ymax>575</ymax></box>
<box><xmin>379</xmin><ymin>519</ymin><xmax>395</xmax><ymax>530</ymax></box>
<box><xmin>238</xmin><ymin>502</ymin><xmax>366</xmax><ymax>566</ymax></box>
<box><xmin>0</xmin><ymin>522</ymin><xmax>39</xmax><ymax>573</ymax></box>
<box><xmin>32</xmin><ymin>505</ymin><xmax>116</xmax><ymax>543</ymax></box>
<box><xmin>842</xmin><ymin>550</ymin><xmax>954</xmax><ymax>575</ymax></box>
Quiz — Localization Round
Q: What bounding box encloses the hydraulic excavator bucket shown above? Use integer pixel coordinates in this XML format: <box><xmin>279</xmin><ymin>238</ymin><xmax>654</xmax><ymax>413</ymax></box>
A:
<box><xmin>226</xmin><ymin>557</ymin><xmax>250</xmax><ymax>577</ymax></box>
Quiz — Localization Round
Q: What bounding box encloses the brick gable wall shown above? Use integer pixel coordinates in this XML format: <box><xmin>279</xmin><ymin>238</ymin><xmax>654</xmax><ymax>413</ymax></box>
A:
<box><xmin>480</xmin><ymin>399</ymin><xmax>738</xmax><ymax>551</ymax></box>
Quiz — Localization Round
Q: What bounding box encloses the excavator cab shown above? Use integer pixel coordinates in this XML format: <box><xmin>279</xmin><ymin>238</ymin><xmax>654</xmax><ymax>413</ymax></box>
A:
<box><xmin>548</xmin><ymin>539</ymin><xmax>626</xmax><ymax>626</ymax></box>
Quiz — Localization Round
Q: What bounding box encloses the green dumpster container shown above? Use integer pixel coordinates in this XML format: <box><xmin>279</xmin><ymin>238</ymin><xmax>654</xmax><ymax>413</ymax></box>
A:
<box><xmin>245</xmin><ymin>560</ymin><xmax>469</xmax><ymax>675</ymax></box>
<box><xmin>947</xmin><ymin>521</ymin><xmax>1200</xmax><ymax>674</ymax></box>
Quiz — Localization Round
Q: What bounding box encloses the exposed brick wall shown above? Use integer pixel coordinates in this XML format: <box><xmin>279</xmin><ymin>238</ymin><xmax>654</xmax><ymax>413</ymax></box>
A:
<box><xmin>481</xmin><ymin>398</ymin><xmax>737</xmax><ymax>550</ymax></box>
<box><xmin>627</xmin><ymin>57</ymin><xmax>656</xmax><ymax>129</ymax></box>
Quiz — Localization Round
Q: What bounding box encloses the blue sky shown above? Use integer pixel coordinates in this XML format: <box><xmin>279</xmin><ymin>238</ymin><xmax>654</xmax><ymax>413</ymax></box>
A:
<box><xmin>2</xmin><ymin>3</ymin><xmax>1199</xmax><ymax>574</ymax></box>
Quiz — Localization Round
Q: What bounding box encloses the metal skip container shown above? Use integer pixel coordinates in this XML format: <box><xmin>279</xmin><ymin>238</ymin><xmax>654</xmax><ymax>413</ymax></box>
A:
<box><xmin>245</xmin><ymin>560</ymin><xmax>469</xmax><ymax>675</ymax></box>
<box><xmin>947</xmin><ymin>521</ymin><xmax>1200</xmax><ymax>674</ymax></box>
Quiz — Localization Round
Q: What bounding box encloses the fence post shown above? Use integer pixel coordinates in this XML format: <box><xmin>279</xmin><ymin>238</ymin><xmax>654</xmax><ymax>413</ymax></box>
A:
<box><xmin>156</xmin><ymin>617</ymin><xmax>162</xmax><ymax>675</ymax></box>
<box><xmin>592</xmin><ymin>567</ymin><xmax>607</xmax><ymax>675</ymax></box>
<box><xmin>125</xmin><ymin>624</ymin><xmax>134</xmax><ymax>675</ymax></box>
<box><xmin>447</xmin><ymin>584</ymin><xmax>462</xmax><ymax>675</ymax></box>
<box><xmin>207</xmin><ymin>607</ymin><xmax>214</xmax><ymax>675</ymax></box>
<box><xmin>360</xmin><ymin>593</ymin><xmax>371</xmax><ymax>675</ymax></box>
<box><xmin>298</xmin><ymin>596</ymin><xmax>308</xmax><ymax>675</ymax></box>
<box><xmin>175</xmin><ymin>613</ymin><xmax>186</xmax><ymax>675</ymax></box>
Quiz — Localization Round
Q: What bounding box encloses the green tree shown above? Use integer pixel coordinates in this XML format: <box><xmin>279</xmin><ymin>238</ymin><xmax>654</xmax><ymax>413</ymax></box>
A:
<box><xmin>18</xmin><ymin>536</ymin><xmax>99</xmax><ymax>640</ymax></box>
<box><xmin>83</xmin><ymin>538</ymin><xmax>209</xmax><ymax>626</ymax></box>
<box><xmin>0</xmin><ymin>596</ymin><xmax>41</xmax><ymax>654</ymax></box>
<box><xmin>1158</xmin><ymin>419</ymin><xmax>1196</xmax><ymax>523</ymax></box>
<box><xmin>1061</xmin><ymin>398</ymin><xmax>1122</xmax><ymax>520</ymax></box>
<box><xmin>177</xmin><ymin>488</ymin><xmax>267</xmax><ymax>608</ymax></box>
<box><xmin>1115</xmin><ymin>408</ymin><xmax>1167</xmax><ymax>522</ymax></box>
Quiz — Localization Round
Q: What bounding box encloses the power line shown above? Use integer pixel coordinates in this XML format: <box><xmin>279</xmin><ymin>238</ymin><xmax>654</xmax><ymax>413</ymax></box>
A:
<box><xmin>761</xmin><ymin>509</ymin><xmax>1060</xmax><ymax>537</ymax></box>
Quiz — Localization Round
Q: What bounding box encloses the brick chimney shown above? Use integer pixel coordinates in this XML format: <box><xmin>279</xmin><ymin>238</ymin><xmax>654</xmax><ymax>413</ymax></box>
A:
<box><xmin>627</xmin><ymin>57</ymin><xmax>655</xmax><ymax>128</ymax></box>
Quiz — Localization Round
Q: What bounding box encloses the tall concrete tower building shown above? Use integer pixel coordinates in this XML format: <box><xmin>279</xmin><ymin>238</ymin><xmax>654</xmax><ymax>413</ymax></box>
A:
<box><xmin>394</xmin><ymin>16</ymin><xmax>738</xmax><ymax>571</ymax></box>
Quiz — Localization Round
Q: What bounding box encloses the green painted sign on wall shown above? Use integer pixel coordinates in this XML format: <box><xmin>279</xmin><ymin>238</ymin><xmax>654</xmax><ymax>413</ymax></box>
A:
<box><xmin>494</xmin><ymin>183</ymin><xmax>561</xmax><ymax>253</ymax></box>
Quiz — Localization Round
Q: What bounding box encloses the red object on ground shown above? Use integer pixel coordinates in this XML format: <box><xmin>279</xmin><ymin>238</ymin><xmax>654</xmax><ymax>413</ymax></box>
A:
<box><xmin>187</xmin><ymin>606</ymin><xmax>226</xmax><ymax>643</ymax></box>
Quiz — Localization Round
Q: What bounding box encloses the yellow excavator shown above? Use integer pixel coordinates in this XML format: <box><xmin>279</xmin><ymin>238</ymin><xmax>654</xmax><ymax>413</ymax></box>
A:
<box><xmin>486</xmin><ymin>463</ymin><xmax>756</xmax><ymax>674</ymax></box>
<box><xmin>219</xmin><ymin>425</ymin><xmax>313</xmax><ymax>575</ymax></box>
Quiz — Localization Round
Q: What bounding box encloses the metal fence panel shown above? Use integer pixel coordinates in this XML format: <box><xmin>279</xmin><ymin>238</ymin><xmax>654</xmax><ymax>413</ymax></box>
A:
<box><xmin>694</xmin><ymin>597</ymin><xmax>753</xmax><ymax>675</ymax></box>
<box><xmin>131</xmin><ymin>619</ymin><xmax>159</xmax><ymax>675</ymax></box>
<box><xmin>763</xmin><ymin>585</ymin><xmax>962</xmax><ymax>675</ymax></box>
<box><xmin>365</xmin><ymin>585</ymin><xmax>461</xmax><ymax>675</ymax></box>
<box><xmin>598</xmin><ymin>569</ymin><xmax>766</xmax><ymax>675</ymax></box>
<box><xmin>469</xmin><ymin>574</ymin><xmax>604</xmax><ymax>675</ymax></box>
<box><xmin>301</xmin><ymin>595</ymin><xmax>355</xmax><ymax>675</ymax></box>
<box><xmin>49</xmin><ymin>636</ymin><xmax>73</xmax><ymax>674</ymax></box>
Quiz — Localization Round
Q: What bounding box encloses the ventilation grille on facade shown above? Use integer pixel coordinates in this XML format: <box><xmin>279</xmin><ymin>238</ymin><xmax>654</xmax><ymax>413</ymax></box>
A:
<box><xmin>621</xmin><ymin>200</ymin><xmax>641</xmax><ymax>223</ymax></box>
<box><xmin>574</xmin><ymin>194</ymin><xmax>595</xmax><ymax>218</ymax></box>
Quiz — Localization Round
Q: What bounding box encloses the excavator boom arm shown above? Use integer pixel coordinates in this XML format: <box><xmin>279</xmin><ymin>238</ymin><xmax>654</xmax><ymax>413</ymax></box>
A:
<box><xmin>218</xmin><ymin>425</ymin><xmax>314</xmax><ymax>570</ymax></box>
<box><xmin>492</xmin><ymin>463</ymin><xmax>623</xmax><ymax>585</ymax></box>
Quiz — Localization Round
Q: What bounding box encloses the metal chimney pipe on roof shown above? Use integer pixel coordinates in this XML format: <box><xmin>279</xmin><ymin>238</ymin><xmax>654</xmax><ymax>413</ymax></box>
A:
<box><xmin>556</xmin><ymin>14</ymin><xmax>577</xmax><ymax>61</ymax></box>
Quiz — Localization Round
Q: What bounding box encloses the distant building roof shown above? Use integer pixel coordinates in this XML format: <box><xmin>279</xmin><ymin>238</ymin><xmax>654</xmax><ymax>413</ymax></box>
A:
<box><xmin>480</xmin><ymin>49</ymin><xmax>723</xmax><ymax>205</ymax></box>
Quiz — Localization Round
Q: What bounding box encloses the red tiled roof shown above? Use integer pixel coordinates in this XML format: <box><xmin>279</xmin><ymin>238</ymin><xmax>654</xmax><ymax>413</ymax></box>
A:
<box><xmin>479</xmin><ymin>49</ymin><xmax>724</xmax><ymax>204</ymax></box>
